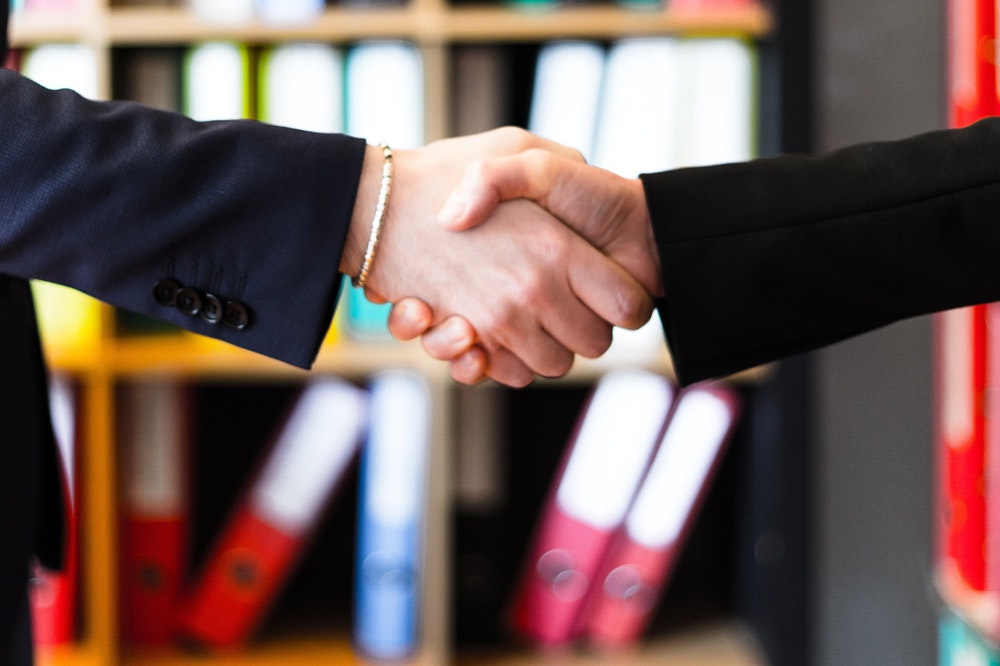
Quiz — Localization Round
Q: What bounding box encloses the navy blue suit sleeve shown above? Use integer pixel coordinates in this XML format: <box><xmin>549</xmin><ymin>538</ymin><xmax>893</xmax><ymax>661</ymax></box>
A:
<box><xmin>0</xmin><ymin>70</ymin><xmax>366</xmax><ymax>368</ymax></box>
<box><xmin>643</xmin><ymin>118</ymin><xmax>1000</xmax><ymax>384</ymax></box>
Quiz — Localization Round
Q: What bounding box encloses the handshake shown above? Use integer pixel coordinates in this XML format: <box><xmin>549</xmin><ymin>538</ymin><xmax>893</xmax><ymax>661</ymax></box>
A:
<box><xmin>339</xmin><ymin>127</ymin><xmax>665</xmax><ymax>388</ymax></box>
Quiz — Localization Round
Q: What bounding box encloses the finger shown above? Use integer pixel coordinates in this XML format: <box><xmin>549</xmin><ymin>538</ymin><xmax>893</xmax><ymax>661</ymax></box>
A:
<box><xmin>544</xmin><ymin>316</ymin><xmax>613</xmax><ymax>360</ymax></box>
<box><xmin>420</xmin><ymin>316</ymin><xmax>478</xmax><ymax>361</ymax></box>
<box><xmin>536</xmin><ymin>264</ymin><xmax>612</xmax><ymax>358</ymax></box>
<box><xmin>506</xmin><ymin>224</ymin><xmax>618</xmax><ymax>357</ymax></box>
<box><xmin>438</xmin><ymin>152</ymin><xmax>550</xmax><ymax>231</ymax></box>
<box><xmin>439</xmin><ymin>149</ymin><xmax>587</xmax><ymax>232</ymax></box>
<box><xmin>447</xmin><ymin>346</ymin><xmax>489</xmax><ymax>385</ymax></box>
<box><xmin>535</xmin><ymin>289</ymin><xmax>613</xmax><ymax>359</ymax></box>
<box><xmin>567</xmin><ymin>244</ymin><xmax>655</xmax><ymax>331</ymax></box>
<box><xmin>386</xmin><ymin>298</ymin><xmax>433</xmax><ymax>341</ymax></box>
<box><xmin>461</xmin><ymin>203</ymin><xmax>609</xmax><ymax>373</ymax></box>
<box><xmin>486</xmin><ymin>309</ymin><xmax>575</xmax><ymax>379</ymax></box>
<box><xmin>437</xmin><ymin>149</ymin><xmax>564</xmax><ymax>231</ymax></box>
<box><xmin>363</xmin><ymin>286</ymin><xmax>388</xmax><ymax>305</ymax></box>
<box><xmin>483</xmin><ymin>347</ymin><xmax>538</xmax><ymax>388</ymax></box>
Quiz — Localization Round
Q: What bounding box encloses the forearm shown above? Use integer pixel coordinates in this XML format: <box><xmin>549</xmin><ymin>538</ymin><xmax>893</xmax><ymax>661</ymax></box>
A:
<box><xmin>645</xmin><ymin>117</ymin><xmax>1000</xmax><ymax>384</ymax></box>
<box><xmin>0</xmin><ymin>69</ymin><xmax>366</xmax><ymax>368</ymax></box>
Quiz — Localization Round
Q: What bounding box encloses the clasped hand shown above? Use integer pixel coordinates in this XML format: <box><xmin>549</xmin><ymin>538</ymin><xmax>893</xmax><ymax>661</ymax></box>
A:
<box><xmin>343</xmin><ymin>128</ymin><xmax>662</xmax><ymax>387</ymax></box>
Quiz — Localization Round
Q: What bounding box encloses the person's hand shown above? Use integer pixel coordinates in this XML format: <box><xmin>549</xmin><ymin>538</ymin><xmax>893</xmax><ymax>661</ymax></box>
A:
<box><xmin>389</xmin><ymin>148</ymin><xmax>664</xmax><ymax>384</ymax></box>
<box><xmin>340</xmin><ymin>128</ymin><xmax>654</xmax><ymax>387</ymax></box>
<box><xmin>440</xmin><ymin>148</ymin><xmax>663</xmax><ymax>297</ymax></box>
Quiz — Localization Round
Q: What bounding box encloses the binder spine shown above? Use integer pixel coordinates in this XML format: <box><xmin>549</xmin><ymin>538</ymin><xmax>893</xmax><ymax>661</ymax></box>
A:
<box><xmin>509</xmin><ymin>370</ymin><xmax>674</xmax><ymax>645</ymax></box>
<box><xmin>178</xmin><ymin>379</ymin><xmax>367</xmax><ymax>648</ymax></box>
<box><xmin>353</xmin><ymin>370</ymin><xmax>432</xmax><ymax>661</ymax></box>
<box><xmin>178</xmin><ymin>510</ymin><xmax>303</xmax><ymax>646</ymax></box>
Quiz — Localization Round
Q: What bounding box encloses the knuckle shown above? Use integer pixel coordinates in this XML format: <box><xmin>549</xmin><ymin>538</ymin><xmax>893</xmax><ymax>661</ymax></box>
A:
<box><xmin>523</xmin><ymin>147</ymin><xmax>557</xmax><ymax>174</ymax></box>
<box><xmin>495</xmin><ymin>125</ymin><xmax>531</xmax><ymax>150</ymax></box>
<box><xmin>534</xmin><ymin>226</ymin><xmax>569</xmax><ymax>265</ymax></box>
<box><xmin>503</xmin><ymin>270</ymin><xmax>544</xmax><ymax>313</ymax></box>
<box><xmin>521</xmin><ymin>146</ymin><xmax>549</xmax><ymax>162</ymax></box>
<box><xmin>476</xmin><ymin>308</ymin><xmax>509</xmax><ymax>345</ymax></box>
<box><xmin>522</xmin><ymin>281</ymin><xmax>551</xmax><ymax>317</ymax></box>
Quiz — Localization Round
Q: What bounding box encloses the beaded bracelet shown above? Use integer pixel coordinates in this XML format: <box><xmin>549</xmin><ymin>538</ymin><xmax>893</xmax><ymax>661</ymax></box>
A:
<box><xmin>354</xmin><ymin>142</ymin><xmax>393</xmax><ymax>289</ymax></box>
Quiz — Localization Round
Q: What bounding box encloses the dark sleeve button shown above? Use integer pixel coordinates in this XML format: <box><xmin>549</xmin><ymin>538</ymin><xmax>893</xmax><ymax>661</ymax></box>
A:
<box><xmin>176</xmin><ymin>287</ymin><xmax>202</xmax><ymax>316</ymax></box>
<box><xmin>153</xmin><ymin>278</ymin><xmax>182</xmax><ymax>306</ymax></box>
<box><xmin>222</xmin><ymin>300</ymin><xmax>250</xmax><ymax>330</ymax></box>
<box><xmin>200</xmin><ymin>293</ymin><xmax>223</xmax><ymax>324</ymax></box>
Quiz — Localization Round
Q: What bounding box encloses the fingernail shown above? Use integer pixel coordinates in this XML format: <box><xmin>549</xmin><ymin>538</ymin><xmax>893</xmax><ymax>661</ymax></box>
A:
<box><xmin>437</xmin><ymin>196</ymin><xmax>466</xmax><ymax>224</ymax></box>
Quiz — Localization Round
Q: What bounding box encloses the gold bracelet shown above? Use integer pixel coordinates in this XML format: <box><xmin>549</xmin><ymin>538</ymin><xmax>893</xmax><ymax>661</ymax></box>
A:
<box><xmin>354</xmin><ymin>142</ymin><xmax>393</xmax><ymax>289</ymax></box>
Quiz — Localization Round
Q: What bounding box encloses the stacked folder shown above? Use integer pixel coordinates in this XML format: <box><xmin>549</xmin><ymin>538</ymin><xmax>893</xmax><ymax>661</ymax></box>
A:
<box><xmin>30</xmin><ymin>375</ymin><xmax>79</xmax><ymax>648</ymax></box>
<box><xmin>509</xmin><ymin>370</ymin><xmax>740</xmax><ymax>648</ymax></box>
<box><xmin>176</xmin><ymin>379</ymin><xmax>369</xmax><ymax>647</ymax></box>
<box><xmin>188</xmin><ymin>0</ymin><xmax>324</xmax><ymax>24</ymax></box>
<box><xmin>110</xmin><ymin>372</ymin><xmax>432</xmax><ymax>659</ymax></box>
<box><xmin>118</xmin><ymin>382</ymin><xmax>192</xmax><ymax>646</ymax></box>
<box><xmin>36</xmin><ymin>363</ymin><xmax>744</xmax><ymax>658</ymax></box>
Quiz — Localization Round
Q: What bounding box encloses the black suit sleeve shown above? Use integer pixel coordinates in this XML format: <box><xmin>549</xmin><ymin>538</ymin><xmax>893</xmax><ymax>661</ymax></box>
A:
<box><xmin>0</xmin><ymin>69</ymin><xmax>366</xmax><ymax>368</ymax></box>
<box><xmin>642</xmin><ymin>118</ymin><xmax>1000</xmax><ymax>384</ymax></box>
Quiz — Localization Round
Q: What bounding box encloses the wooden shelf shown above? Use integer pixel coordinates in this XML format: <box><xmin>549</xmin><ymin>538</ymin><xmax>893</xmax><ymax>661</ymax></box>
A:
<box><xmin>120</xmin><ymin>636</ymin><xmax>358</xmax><ymax>666</ymax></box>
<box><xmin>106</xmin><ymin>6</ymin><xmax>434</xmax><ymax>43</ymax></box>
<box><xmin>44</xmin><ymin>328</ymin><xmax>769</xmax><ymax>386</ymax></box>
<box><xmin>36</xmin><ymin>645</ymin><xmax>108</xmax><ymax>666</ymax></box>
<box><xmin>9</xmin><ymin>8</ymin><xmax>103</xmax><ymax>45</ymax></box>
<box><xmin>42</xmin><ymin>621</ymin><xmax>764</xmax><ymax>666</ymax></box>
<box><xmin>45</xmin><ymin>328</ymin><xmax>774</xmax><ymax>386</ymax></box>
<box><xmin>11</xmin><ymin>3</ymin><xmax>773</xmax><ymax>46</ymax></box>
<box><xmin>90</xmin><ymin>335</ymin><xmax>447</xmax><ymax>382</ymax></box>
<box><xmin>455</xmin><ymin>621</ymin><xmax>766</xmax><ymax>665</ymax></box>
<box><xmin>442</xmin><ymin>4</ymin><xmax>773</xmax><ymax>41</ymax></box>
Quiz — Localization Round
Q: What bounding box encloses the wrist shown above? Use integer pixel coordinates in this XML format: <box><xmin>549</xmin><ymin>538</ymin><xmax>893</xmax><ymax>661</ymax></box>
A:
<box><xmin>628</xmin><ymin>177</ymin><xmax>665</xmax><ymax>297</ymax></box>
<box><xmin>341</xmin><ymin>143</ymin><xmax>387</xmax><ymax>279</ymax></box>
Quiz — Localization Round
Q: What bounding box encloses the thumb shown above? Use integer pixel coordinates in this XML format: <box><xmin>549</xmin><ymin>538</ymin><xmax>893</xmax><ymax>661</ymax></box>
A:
<box><xmin>437</xmin><ymin>161</ymin><xmax>503</xmax><ymax>231</ymax></box>
<box><xmin>437</xmin><ymin>150</ymin><xmax>559</xmax><ymax>231</ymax></box>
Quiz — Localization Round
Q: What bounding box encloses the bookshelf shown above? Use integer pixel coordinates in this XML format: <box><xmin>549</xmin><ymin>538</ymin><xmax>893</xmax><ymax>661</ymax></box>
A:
<box><xmin>12</xmin><ymin>1</ymin><xmax>776</xmax><ymax>665</ymax></box>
